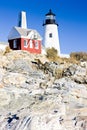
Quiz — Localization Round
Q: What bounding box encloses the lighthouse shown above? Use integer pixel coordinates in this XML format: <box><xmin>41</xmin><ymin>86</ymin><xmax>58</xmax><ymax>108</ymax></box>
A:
<box><xmin>43</xmin><ymin>9</ymin><xmax>60</xmax><ymax>55</ymax></box>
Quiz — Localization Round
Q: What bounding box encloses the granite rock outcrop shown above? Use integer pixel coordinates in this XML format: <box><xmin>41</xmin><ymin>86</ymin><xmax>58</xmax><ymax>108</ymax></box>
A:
<box><xmin>0</xmin><ymin>50</ymin><xmax>87</xmax><ymax>130</ymax></box>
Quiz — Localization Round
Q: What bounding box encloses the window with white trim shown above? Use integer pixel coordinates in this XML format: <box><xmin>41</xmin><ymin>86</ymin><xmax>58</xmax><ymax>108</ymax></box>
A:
<box><xmin>13</xmin><ymin>40</ymin><xmax>17</xmax><ymax>48</ymax></box>
<box><xmin>35</xmin><ymin>41</ymin><xmax>39</xmax><ymax>49</ymax></box>
<box><xmin>30</xmin><ymin>40</ymin><xmax>33</xmax><ymax>48</ymax></box>
<box><xmin>24</xmin><ymin>40</ymin><xmax>28</xmax><ymax>48</ymax></box>
<box><xmin>34</xmin><ymin>33</ymin><xmax>37</xmax><ymax>40</ymax></box>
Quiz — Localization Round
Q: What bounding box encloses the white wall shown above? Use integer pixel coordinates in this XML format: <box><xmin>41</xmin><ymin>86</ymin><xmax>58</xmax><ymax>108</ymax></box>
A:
<box><xmin>43</xmin><ymin>24</ymin><xmax>60</xmax><ymax>55</ymax></box>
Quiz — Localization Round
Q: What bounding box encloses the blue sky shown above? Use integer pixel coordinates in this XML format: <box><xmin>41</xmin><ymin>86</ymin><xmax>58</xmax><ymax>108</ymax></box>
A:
<box><xmin>0</xmin><ymin>0</ymin><xmax>87</xmax><ymax>54</ymax></box>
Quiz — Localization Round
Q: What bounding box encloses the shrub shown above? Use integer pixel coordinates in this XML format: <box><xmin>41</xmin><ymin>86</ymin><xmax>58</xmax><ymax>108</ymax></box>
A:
<box><xmin>46</xmin><ymin>47</ymin><xmax>59</xmax><ymax>61</ymax></box>
<box><xmin>55</xmin><ymin>68</ymin><xmax>63</xmax><ymax>79</ymax></box>
<box><xmin>3</xmin><ymin>46</ymin><xmax>11</xmax><ymax>55</ymax></box>
<box><xmin>70</xmin><ymin>52</ymin><xmax>87</xmax><ymax>61</ymax></box>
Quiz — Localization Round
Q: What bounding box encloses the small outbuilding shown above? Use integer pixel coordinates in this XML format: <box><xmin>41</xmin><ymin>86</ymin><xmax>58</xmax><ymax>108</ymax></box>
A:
<box><xmin>8</xmin><ymin>26</ymin><xmax>42</xmax><ymax>54</ymax></box>
<box><xmin>8</xmin><ymin>11</ymin><xmax>42</xmax><ymax>54</ymax></box>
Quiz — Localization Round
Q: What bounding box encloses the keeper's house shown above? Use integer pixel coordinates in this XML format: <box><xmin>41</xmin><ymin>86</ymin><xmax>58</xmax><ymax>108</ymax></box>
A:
<box><xmin>8</xmin><ymin>11</ymin><xmax>42</xmax><ymax>54</ymax></box>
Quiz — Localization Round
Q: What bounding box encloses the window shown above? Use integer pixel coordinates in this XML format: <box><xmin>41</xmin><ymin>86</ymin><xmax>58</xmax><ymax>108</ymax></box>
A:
<box><xmin>30</xmin><ymin>40</ymin><xmax>33</xmax><ymax>48</ymax></box>
<box><xmin>49</xmin><ymin>33</ymin><xmax>52</xmax><ymax>38</ymax></box>
<box><xmin>24</xmin><ymin>40</ymin><xmax>28</xmax><ymax>47</ymax></box>
<box><xmin>35</xmin><ymin>41</ymin><xmax>39</xmax><ymax>49</ymax></box>
<box><xmin>31</xmin><ymin>35</ymin><xmax>33</xmax><ymax>39</ymax></box>
<box><xmin>13</xmin><ymin>40</ymin><xmax>17</xmax><ymax>48</ymax></box>
<box><xmin>34</xmin><ymin>33</ymin><xmax>37</xmax><ymax>39</ymax></box>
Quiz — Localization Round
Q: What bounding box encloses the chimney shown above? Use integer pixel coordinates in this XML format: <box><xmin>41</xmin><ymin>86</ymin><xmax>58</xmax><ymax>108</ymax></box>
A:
<box><xmin>18</xmin><ymin>11</ymin><xmax>27</xmax><ymax>29</ymax></box>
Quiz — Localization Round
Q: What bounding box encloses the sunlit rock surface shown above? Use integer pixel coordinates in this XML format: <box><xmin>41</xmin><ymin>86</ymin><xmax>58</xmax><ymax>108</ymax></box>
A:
<box><xmin>0</xmin><ymin>50</ymin><xmax>87</xmax><ymax>130</ymax></box>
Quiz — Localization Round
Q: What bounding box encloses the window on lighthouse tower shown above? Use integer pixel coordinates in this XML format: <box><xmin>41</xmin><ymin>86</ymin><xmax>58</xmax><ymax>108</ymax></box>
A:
<box><xmin>49</xmin><ymin>33</ymin><xmax>52</xmax><ymax>38</ymax></box>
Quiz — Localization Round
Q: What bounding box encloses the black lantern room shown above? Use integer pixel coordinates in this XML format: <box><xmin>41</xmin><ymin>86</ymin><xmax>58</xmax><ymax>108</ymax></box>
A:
<box><xmin>43</xmin><ymin>9</ymin><xmax>58</xmax><ymax>26</ymax></box>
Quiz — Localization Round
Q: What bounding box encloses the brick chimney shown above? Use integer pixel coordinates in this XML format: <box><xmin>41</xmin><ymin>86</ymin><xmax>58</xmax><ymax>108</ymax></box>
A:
<box><xmin>18</xmin><ymin>11</ymin><xmax>27</xmax><ymax>29</ymax></box>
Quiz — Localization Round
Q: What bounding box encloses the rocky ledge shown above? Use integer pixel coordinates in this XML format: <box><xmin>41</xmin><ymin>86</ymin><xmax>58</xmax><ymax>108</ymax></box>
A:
<box><xmin>0</xmin><ymin>50</ymin><xmax>87</xmax><ymax>130</ymax></box>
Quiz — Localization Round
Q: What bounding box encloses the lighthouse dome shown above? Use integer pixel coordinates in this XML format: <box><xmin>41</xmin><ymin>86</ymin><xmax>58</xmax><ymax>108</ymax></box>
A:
<box><xmin>45</xmin><ymin>9</ymin><xmax>56</xmax><ymax>16</ymax></box>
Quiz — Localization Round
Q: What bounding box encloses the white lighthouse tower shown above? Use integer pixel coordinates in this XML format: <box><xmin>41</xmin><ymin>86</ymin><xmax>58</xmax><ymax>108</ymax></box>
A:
<box><xmin>43</xmin><ymin>9</ymin><xmax>60</xmax><ymax>55</ymax></box>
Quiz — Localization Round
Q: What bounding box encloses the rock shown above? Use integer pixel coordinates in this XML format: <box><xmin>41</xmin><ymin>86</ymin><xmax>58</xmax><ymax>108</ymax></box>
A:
<box><xmin>75</xmin><ymin>66</ymin><xmax>86</xmax><ymax>76</ymax></box>
<box><xmin>0</xmin><ymin>89</ymin><xmax>11</xmax><ymax>106</ymax></box>
<box><xmin>6</xmin><ymin>59</ymin><xmax>33</xmax><ymax>74</ymax></box>
<box><xmin>63</xmin><ymin>65</ymin><xmax>76</xmax><ymax>76</ymax></box>
<box><xmin>3</xmin><ymin>72</ymin><xmax>26</xmax><ymax>86</ymax></box>
<box><xmin>72</xmin><ymin>75</ymin><xmax>87</xmax><ymax>84</ymax></box>
<box><xmin>0</xmin><ymin>50</ymin><xmax>87</xmax><ymax>130</ymax></box>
